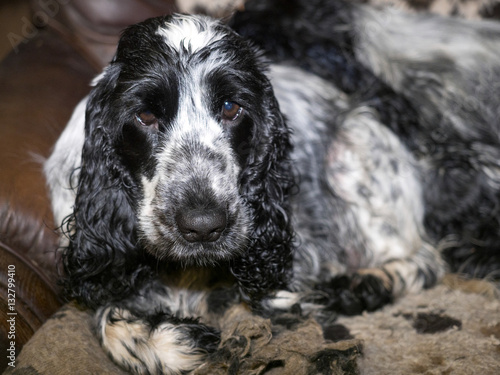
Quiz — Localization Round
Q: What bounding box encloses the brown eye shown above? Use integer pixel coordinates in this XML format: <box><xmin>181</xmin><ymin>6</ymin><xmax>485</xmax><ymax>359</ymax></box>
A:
<box><xmin>222</xmin><ymin>101</ymin><xmax>242</xmax><ymax>121</ymax></box>
<box><xmin>135</xmin><ymin>111</ymin><xmax>158</xmax><ymax>128</ymax></box>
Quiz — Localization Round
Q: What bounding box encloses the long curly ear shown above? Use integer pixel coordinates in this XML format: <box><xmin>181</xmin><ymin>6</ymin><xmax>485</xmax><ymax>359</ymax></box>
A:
<box><xmin>62</xmin><ymin>65</ymin><xmax>152</xmax><ymax>309</ymax></box>
<box><xmin>231</xmin><ymin>81</ymin><xmax>296</xmax><ymax>304</ymax></box>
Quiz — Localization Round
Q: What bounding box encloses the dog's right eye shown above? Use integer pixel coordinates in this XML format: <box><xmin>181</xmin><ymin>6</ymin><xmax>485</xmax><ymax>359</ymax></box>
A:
<box><xmin>135</xmin><ymin>111</ymin><xmax>158</xmax><ymax>129</ymax></box>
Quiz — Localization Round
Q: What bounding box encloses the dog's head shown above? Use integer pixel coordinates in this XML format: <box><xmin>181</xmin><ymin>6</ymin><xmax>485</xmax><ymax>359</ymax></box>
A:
<box><xmin>60</xmin><ymin>14</ymin><xmax>295</xmax><ymax>307</ymax></box>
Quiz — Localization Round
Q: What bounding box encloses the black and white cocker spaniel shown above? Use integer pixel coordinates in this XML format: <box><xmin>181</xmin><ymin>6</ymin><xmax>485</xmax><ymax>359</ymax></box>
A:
<box><xmin>45</xmin><ymin>0</ymin><xmax>500</xmax><ymax>373</ymax></box>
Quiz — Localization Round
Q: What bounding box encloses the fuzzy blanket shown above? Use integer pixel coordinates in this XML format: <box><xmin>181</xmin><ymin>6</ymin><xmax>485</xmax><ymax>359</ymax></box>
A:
<box><xmin>4</xmin><ymin>275</ymin><xmax>499</xmax><ymax>375</ymax></box>
<box><xmin>339</xmin><ymin>275</ymin><xmax>500</xmax><ymax>375</ymax></box>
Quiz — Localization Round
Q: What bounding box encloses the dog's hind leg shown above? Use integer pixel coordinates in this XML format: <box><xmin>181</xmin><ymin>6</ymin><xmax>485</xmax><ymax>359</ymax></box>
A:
<box><xmin>313</xmin><ymin>241</ymin><xmax>445</xmax><ymax>315</ymax></box>
<box><xmin>312</xmin><ymin>107</ymin><xmax>446</xmax><ymax>315</ymax></box>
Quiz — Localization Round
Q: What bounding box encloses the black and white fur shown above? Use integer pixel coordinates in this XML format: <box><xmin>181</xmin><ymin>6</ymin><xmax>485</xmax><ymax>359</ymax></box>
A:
<box><xmin>45</xmin><ymin>0</ymin><xmax>500</xmax><ymax>373</ymax></box>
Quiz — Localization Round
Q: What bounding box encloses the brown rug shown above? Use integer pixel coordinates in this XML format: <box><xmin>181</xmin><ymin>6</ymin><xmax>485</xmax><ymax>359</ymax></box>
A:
<box><xmin>339</xmin><ymin>275</ymin><xmax>500</xmax><ymax>375</ymax></box>
<box><xmin>3</xmin><ymin>275</ymin><xmax>499</xmax><ymax>375</ymax></box>
<box><xmin>3</xmin><ymin>303</ymin><xmax>360</xmax><ymax>375</ymax></box>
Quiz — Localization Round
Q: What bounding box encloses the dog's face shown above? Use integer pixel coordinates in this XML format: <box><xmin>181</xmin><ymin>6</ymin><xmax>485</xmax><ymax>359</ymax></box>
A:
<box><xmin>90</xmin><ymin>15</ymin><xmax>279</xmax><ymax>265</ymax></box>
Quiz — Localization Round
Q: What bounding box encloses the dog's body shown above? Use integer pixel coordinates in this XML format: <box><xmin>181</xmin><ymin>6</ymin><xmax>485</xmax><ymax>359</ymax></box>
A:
<box><xmin>45</xmin><ymin>0</ymin><xmax>500</xmax><ymax>373</ymax></box>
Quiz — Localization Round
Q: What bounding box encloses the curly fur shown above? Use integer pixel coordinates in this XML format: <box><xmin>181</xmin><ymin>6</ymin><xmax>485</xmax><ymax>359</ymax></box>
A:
<box><xmin>44</xmin><ymin>1</ymin><xmax>500</xmax><ymax>373</ymax></box>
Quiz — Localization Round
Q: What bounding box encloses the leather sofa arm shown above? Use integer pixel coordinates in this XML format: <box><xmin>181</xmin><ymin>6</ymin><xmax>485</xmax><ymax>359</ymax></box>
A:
<box><xmin>0</xmin><ymin>242</ymin><xmax>62</xmax><ymax>370</ymax></box>
<box><xmin>0</xmin><ymin>21</ymin><xmax>97</xmax><ymax>372</ymax></box>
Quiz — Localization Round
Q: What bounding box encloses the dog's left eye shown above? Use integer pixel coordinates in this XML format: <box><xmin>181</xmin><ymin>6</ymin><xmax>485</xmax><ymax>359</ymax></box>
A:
<box><xmin>135</xmin><ymin>111</ymin><xmax>158</xmax><ymax>128</ymax></box>
<box><xmin>222</xmin><ymin>101</ymin><xmax>243</xmax><ymax>122</ymax></box>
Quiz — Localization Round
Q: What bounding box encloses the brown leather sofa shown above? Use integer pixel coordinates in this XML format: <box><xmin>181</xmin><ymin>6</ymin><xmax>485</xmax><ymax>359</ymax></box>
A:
<box><xmin>0</xmin><ymin>1</ymin><xmax>176</xmax><ymax>371</ymax></box>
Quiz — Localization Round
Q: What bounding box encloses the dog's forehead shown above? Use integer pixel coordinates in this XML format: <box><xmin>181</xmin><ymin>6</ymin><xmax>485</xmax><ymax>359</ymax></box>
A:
<box><xmin>156</xmin><ymin>14</ymin><xmax>226</xmax><ymax>54</ymax></box>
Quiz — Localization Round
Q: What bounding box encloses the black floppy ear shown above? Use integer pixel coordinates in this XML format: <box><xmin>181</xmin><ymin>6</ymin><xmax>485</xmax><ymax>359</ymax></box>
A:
<box><xmin>62</xmin><ymin>65</ymin><xmax>152</xmax><ymax>309</ymax></box>
<box><xmin>231</xmin><ymin>82</ymin><xmax>295</xmax><ymax>305</ymax></box>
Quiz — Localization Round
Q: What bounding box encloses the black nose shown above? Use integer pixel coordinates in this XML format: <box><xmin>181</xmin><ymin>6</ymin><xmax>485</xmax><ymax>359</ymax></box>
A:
<box><xmin>176</xmin><ymin>208</ymin><xmax>227</xmax><ymax>243</ymax></box>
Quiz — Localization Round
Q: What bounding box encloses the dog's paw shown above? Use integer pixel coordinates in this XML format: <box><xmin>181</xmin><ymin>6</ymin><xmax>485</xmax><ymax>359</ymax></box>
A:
<box><xmin>313</xmin><ymin>271</ymin><xmax>394</xmax><ymax>316</ymax></box>
<box><xmin>98</xmin><ymin>307</ymin><xmax>220</xmax><ymax>375</ymax></box>
<box><xmin>174</xmin><ymin>316</ymin><xmax>221</xmax><ymax>354</ymax></box>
